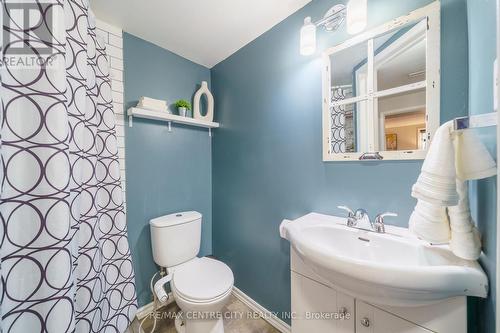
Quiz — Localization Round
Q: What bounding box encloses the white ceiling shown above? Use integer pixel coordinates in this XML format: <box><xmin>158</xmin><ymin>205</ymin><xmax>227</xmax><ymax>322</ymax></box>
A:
<box><xmin>377</xmin><ymin>38</ymin><xmax>426</xmax><ymax>90</ymax></box>
<box><xmin>91</xmin><ymin>0</ymin><xmax>311</xmax><ymax>68</ymax></box>
<box><xmin>385</xmin><ymin>111</ymin><xmax>426</xmax><ymax>128</ymax></box>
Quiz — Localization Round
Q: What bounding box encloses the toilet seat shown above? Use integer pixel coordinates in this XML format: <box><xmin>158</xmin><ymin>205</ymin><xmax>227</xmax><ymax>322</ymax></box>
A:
<box><xmin>172</xmin><ymin>257</ymin><xmax>234</xmax><ymax>302</ymax></box>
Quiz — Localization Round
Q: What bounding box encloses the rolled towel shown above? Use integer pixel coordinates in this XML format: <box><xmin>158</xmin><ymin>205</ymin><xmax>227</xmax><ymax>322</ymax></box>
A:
<box><xmin>412</xmin><ymin>121</ymin><xmax>459</xmax><ymax>206</ymax></box>
<box><xmin>450</xmin><ymin>227</ymin><xmax>481</xmax><ymax>261</ymax></box>
<box><xmin>410</xmin><ymin>119</ymin><xmax>497</xmax><ymax>260</ymax></box>
<box><xmin>409</xmin><ymin>200</ymin><xmax>450</xmax><ymax>244</ymax></box>
<box><xmin>415</xmin><ymin>200</ymin><xmax>448</xmax><ymax>221</ymax></box>
<box><xmin>448</xmin><ymin>181</ymin><xmax>481</xmax><ymax>260</ymax></box>
<box><xmin>454</xmin><ymin>129</ymin><xmax>496</xmax><ymax>180</ymax></box>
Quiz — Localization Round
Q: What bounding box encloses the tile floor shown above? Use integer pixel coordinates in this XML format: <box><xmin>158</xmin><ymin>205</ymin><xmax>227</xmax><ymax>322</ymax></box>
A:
<box><xmin>128</xmin><ymin>295</ymin><xmax>280</xmax><ymax>333</ymax></box>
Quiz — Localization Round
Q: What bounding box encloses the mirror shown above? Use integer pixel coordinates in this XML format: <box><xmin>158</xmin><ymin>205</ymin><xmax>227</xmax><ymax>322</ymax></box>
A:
<box><xmin>374</xmin><ymin>21</ymin><xmax>426</xmax><ymax>92</ymax></box>
<box><xmin>329</xmin><ymin>101</ymin><xmax>366</xmax><ymax>153</ymax></box>
<box><xmin>322</xmin><ymin>2</ymin><xmax>439</xmax><ymax>161</ymax></box>
<box><xmin>329</xmin><ymin>42</ymin><xmax>368</xmax><ymax>100</ymax></box>
<box><xmin>328</xmin><ymin>43</ymin><xmax>367</xmax><ymax>154</ymax></box>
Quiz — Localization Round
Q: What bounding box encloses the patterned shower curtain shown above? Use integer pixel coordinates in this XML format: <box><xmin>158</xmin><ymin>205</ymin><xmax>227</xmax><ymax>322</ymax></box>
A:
<box><xmin>0</xmin><ymin>1</ymin><xmax>137</xmax><ymax>332</ymax></box>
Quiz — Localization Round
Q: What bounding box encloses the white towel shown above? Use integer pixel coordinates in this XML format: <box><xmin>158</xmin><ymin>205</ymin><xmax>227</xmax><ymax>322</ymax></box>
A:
<box><xmin>138</xmin><ymin>96</ymin><xmax>168</xmax><ymax>112</ymax></box>
<box><xmin>409</xmin><ymin>200</ymin><xmax>450</xmax><ymax>244</ymax></box>
<box><xmin>410</xmin><ymin>120</ymin><xmax>496</xmax><ymax>260</ymax></box>
<box><xmin>448</xmin><ymin>181</ymin><xmax>482</xmax><ymax>260</ymax></box>
<box><xmin>411</xmin><ymin>121</ymin><xmax>459</xmax><ymax>206</ymax></box>
<box><xmin>454</xmin><ymin>129</ymin><xmax>496</xmax><ymax>180</ymax></box>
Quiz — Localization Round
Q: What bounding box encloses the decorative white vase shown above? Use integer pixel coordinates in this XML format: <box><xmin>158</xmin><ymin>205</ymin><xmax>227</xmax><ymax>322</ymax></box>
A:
<box><xmin>193</xmin><ymin>81</ymin><xmax>214</xmax><ymax>122</ymax></box>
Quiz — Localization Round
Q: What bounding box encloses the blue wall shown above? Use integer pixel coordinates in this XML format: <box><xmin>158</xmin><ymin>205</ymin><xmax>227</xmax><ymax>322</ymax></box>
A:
<box><xmin>123</xmin><ymin>33</ymin><xmax>213</xmax><ymax>306</ymax></box>
<box><xmin>211</xmin><ymin>0</ymin><xmax>469</xmax><ymax>323</ymax></box>
<box><xmin>467</xmin><ymin>0</ymin><xmax>497</xmax><ymax>331</ymax></box>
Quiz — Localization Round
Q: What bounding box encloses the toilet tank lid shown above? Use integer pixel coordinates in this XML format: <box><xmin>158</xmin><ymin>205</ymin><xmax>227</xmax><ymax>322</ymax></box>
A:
<box><xmin>150</xmin><ymin>211</ymin><xmax>202</xmax><ymax>228</ymax></box>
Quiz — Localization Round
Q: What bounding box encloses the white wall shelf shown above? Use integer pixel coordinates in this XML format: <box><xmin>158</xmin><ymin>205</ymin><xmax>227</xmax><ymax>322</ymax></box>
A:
<box><xmin>127</xmin><ymin>107</ymin><xmax>219</xmax><ymax>136</ymax></box>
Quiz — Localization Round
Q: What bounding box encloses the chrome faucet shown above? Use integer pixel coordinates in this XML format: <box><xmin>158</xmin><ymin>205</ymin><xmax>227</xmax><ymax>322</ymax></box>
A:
<box><xmin>337</xmin><ymin>206</ymin><xmax>369</xmax><ymax>227</ymax></box>
<box><xmin>371</xmin><ymin>212</ymin><xmax>398</xmax><ymax>233</ymax></box>
<box><xmin>338</xmin><ymin>206</ymin><xmax>398</xmax><ymax>234</ymax></box>
<box><xmin>354</xmin><ymin>208</ymin><xmax>369</xmax><ymax>226</ymax></box>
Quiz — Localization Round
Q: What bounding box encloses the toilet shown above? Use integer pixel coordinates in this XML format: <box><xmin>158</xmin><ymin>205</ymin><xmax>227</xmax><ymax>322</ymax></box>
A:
<box><xmin>150</xmin><ymin>211</ymin><xmax>234</xmax><ymax>333</ymax></box>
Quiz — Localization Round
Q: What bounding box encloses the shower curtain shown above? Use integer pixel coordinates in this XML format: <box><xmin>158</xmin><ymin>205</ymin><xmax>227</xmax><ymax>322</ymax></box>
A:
<box><xmin>0</xmin><ymin>1</ymin><xmax>137</xmax><ymax>332</ymax></box>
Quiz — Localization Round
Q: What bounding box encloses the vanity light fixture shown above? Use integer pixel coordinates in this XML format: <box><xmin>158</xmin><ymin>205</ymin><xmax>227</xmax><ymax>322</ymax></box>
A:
<box><xmin>300</xmin><ymin>17</ymin><xmax>317</xmax><ymax>55</ymax></box>
<box><xmin>300</xmin><ymin>0</ymin><xmax>368</xmax><ymax>55</ymax></box>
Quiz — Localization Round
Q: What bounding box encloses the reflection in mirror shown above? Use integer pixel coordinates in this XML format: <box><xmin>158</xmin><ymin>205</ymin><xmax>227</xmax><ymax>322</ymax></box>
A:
<box><xmin>382</xmin><ymin>110</ymin><xmax>426</xmax><ymax>151</ymax></box>
<box><xmin>329</xmin><ymin>42</ymin><xmax>368</xmax><ymax>99</ymax></box>
<box><xmin>377</xmin><ymin>89</ymin><xmax>426</xmax><ymax>151</ymax></box>
<box><xmin>374</xmin><ymin>20</ymin><xmax>427</xmax><ymax>92</ymax></box>
<box><xmin>330</xmin><ymin>101</ymin><xmax>366</xmax><ymax>153</ymax></box>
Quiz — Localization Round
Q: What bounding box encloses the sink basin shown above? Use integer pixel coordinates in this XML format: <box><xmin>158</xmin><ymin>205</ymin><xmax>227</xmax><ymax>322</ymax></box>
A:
<box><xmin>280</xmin><ymin>213</ymin><xmax>488</xmax><ymax>307</ymax></box>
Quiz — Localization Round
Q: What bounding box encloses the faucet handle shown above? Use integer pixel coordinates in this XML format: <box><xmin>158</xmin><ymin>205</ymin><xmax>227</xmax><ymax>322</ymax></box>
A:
<box><xmin>338</xmin><ymin>206</ymin><xmax>358</xmax><ymax>227</ymax></box>
<box><xmin>376</xmin><ymin>212</ymin><xmax>398</xmax><ymax>219</ymax></box>
<box><xmin>337</xmin><ymin>205</ymin><xmax>355</xmax><ymax>217</ymax></box>
<box><xmin>373</xmin><ymin>212</ymin><xmax>398</xmax><ymax>233</ymax></box>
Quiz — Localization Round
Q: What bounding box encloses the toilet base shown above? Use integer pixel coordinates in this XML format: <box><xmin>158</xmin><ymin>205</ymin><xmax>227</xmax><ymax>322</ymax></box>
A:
<box><xmin>175</xmin><ymin>312</ymin><xmax>224</xmax><ymax>333</ymax></box>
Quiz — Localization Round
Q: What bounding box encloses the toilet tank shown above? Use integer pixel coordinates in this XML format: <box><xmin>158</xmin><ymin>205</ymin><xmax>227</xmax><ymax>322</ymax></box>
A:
<box><xmin>150</xmin><ymin>211</ymin><xmax>202</xmax><ymax>268</ymax></box>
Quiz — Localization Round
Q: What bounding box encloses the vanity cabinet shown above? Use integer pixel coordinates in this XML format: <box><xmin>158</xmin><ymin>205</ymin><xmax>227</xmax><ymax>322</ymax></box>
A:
<box><xmin>355</xmin><ymin>301</ymin><xmax>431</xmax><ymax>333</ymax></box>
<box><xmin>291</xmin><ymin>272</ymin><xmax>354</xmax><ymax>332</ymax></box>
<box><xmin>290</xmin><ymin>248</ymin><xmax>467</xmax><ymax>333</ymax></box>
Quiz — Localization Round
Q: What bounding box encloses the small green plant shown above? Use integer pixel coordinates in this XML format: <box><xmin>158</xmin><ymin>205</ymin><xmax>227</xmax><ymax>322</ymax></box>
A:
<box><xmin>175</xmin><ymin>99</ymin><xmax>191</xmax><ymax>110</ymax></box>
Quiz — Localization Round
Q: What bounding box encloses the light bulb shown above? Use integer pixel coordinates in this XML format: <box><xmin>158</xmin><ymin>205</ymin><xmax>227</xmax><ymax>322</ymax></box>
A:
<box><xmin>347</xmin><ymin>0</ymin><xmax>367</xmax><ymax>35</ymax></box>
<box><xmin>300</xmin><ymin>16</ymin><xmax>316</xmax><ymax>56</ymax></box>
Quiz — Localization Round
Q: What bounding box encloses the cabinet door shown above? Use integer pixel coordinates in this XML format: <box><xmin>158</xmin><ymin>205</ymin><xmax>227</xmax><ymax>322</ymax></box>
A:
<box><xmin>356</xmin><ymin>301</ymin><xmax>432</xmax><ymax>333</ymax></box>
<box><xmin>291</xmin><ymin>272</ymin><xmax>355</xmax><ymax>333</ymax></box>
<box><xmin>337</xmin><ymin>291</ymin><xmax>355</xmax><ymax>332</ymax></box>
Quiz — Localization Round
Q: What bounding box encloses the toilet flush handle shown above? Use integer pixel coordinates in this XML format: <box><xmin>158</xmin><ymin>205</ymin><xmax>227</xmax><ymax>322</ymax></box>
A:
<box><xmin>154</xmin><ymin>274</ymin><xmax>173</xmax><ymax>303</ymax></box>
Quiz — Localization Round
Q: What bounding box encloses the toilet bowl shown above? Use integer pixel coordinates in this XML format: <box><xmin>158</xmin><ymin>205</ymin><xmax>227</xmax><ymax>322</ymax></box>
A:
<box><xmin>150</xmin><ymin>212</ymin><xmax>234</xmax><ymax>333</ymax></box>
<box><xmin>170</xmin><ymin>257</ymin><xmax>233</xmax><ymax>333</ymax></box>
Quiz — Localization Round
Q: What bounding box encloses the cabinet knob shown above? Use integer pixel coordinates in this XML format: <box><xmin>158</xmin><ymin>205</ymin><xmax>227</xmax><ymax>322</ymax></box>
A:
<box><xmin>361</xmin><ymin>317</ymin><xmax>370</xmax><ymax>327</ymax></box>
<box><xmin>339</xmin><ymin>307</ymin><xmax>349</xmax><ymax>317</ymax></box>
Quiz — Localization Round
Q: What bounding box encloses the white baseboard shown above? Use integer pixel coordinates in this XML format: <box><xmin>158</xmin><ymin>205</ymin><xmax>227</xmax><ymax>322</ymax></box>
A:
<box><xmin>231</xmin><ymin>286</ymin><xmax>291</xmax><ymax>333</ymax></box>
<box><xmin>134</xmin><ymin>288</ymin><xmax>291</xmax><ymax>333</ymax></box>
<box><xmin>135</xmin><ymin>302</ymin><xmax>155</xmax><ymax>320</ymax></box>
<box><xmin>135</xmin><ymin>292</ymin><xmax>175</xmax><ymax>320</ymax></box>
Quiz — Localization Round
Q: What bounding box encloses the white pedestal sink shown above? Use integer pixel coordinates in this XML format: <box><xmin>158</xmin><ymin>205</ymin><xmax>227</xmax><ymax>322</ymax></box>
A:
<box><xmin>280</xmin><ymin>213</ymin><xmax>488</xmax><ymax>307</ymax></box>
